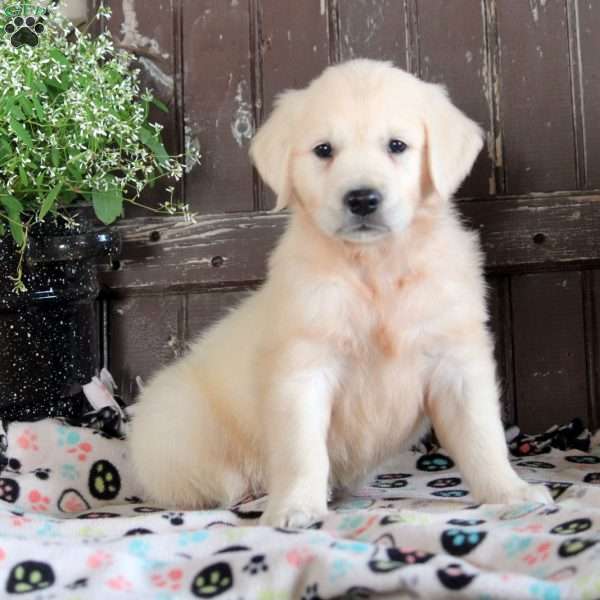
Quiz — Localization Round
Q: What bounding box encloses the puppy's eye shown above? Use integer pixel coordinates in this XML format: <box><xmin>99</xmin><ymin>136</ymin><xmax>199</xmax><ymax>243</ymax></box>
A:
<box><xmin>388</xmin><ymin>139</ymin><xmax>408</xmax><ymax>154</ymax></box>
<box><xmin>313</xmin><ymin>143</ymin><xmax>333</xmax><ymax>159</ymax></box>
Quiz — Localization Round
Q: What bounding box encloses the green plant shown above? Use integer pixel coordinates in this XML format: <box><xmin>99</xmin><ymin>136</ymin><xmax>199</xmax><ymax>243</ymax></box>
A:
<box><xmin>0</xmin><ymin>2</ymin><xmax>200</xmax><ymax>292</ymax></box>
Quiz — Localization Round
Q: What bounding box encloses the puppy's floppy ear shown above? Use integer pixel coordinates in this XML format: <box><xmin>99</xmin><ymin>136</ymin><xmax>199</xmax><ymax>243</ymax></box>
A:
<box><xmin>250</xmin><ymin>90</ymin><xmax>303</xmax><ymax>211</ymax></box>
<box><xmin>424</xmin><ymin>84</ymin><xmax>484</xmax><ymax>199</ymax></box>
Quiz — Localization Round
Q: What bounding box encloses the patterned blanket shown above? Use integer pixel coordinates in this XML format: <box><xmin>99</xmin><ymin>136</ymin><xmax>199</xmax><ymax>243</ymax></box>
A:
<box><xmin>0</xmin><ymin>387</ymin><xmax>599</xmax><ymax>599</ymax></box>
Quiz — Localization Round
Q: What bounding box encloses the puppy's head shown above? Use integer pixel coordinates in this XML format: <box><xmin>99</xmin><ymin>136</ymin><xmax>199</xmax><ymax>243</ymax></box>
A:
<box><xmin>250</xmin><ymin>59</ymin><xmax>483</xmax><ymax>244</ymax></box>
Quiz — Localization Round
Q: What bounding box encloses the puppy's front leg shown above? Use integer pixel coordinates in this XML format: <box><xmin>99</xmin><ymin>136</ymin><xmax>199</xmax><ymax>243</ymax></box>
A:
<box><xmin>259</xmin><ymin>349</ymin><xmax>337</xmax><ymax>528</ymax></box>
<box><xmin>427</xmin><ymin>346</ymin><xmax>553</xmax><ymax>505</ymax></box>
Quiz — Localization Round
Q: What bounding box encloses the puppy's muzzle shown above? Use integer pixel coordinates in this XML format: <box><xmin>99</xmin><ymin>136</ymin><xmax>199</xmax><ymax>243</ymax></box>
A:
<box><xmin>343</xmin><ymin>188</ymin><xmax>382</xmax><ymax>217</ymax></box>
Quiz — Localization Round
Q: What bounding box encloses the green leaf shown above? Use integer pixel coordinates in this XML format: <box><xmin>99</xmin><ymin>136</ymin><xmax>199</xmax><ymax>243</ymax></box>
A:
<box><xmin>139</xmin><ymin>127</ymin><xmax>169</xmax><ymax>167</ymax></box>
<box><xmin>0</xmin><ymin>136</ymin><xmax>11</xmax><ymax>160</ymax></box>
<box><xmin>0</xmin><ymin>195</ymin><xmax>24</xmax><ymax>245</ymax></box>
<box><xmin>39</xmin><ymin>182</ymin><xmax>62</xmax><ymax>220</ymax></box>
<box><xmin>151</xmin><ymin>97</ymin><xmax>169</xmax><ymax>113</ymax></box>
<box><xmin>49</xmin><ymin>48</ymin><xmax>70</xmax><ymax>67</ymax></box>
<box><xmin>9</xmin><ymin>102</ymin><xmax>26</xmax><ymax>122</ymax></box>
<box><xmin>92</xmin><ymin>179</ymin><xmax>123</xmax><ymax>225</ymax></box>
<box><xmin>51</xmin><ymin>147</ymin><xmax>60</xmax><ymax>167</ymax></box>
<box><xmin>18</xmin><ymin>165</ymin><xmax>28</xmax><ymax>186</ymax></box>
<box><xmin>31</xmin><ymin>96</ymin><xmax>45</xmax><ymax>121</ymax></box>
<box><xmin>9</xmin><ymin>116</ymin><xmax>32</xmax><ymax>148</ymax></box>
<box><xmin>19</xmin><ymin>96</ymin><xmax>34</xmax><ymax>118</ymax></box>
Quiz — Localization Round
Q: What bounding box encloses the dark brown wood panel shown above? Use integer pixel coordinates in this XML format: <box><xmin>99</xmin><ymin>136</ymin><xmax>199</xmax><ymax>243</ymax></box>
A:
<box><xmin>416</xmin><ymin>0</ymin><xmax>493</xmax><ymax>198</ymax></box>
<box><xmin>102</xmin><ymin>0</ymin><xmax>182</xmax><ymax>215</ymax></box>
<box><xmin>181</xmin><ymin>0</ymin><xmax>254</xmax><ymax>213</ymax></box>
<box><xmin>109</xmin><ymin>294</ymin><xmax>185</xmax><ymax>402</ymax></box>
<box><xmin>186</xmin><ymin>289</ymin><xmax>251</xmax><ymax>343</ymax></box>
<box><xmin>257</xmin><ymin>0</ymin><xmax>331</xmax><ymax>209</ymax></box>
<box><xmin>98</xmin><ymin>193</ymin><xmax>600</xmax><ymax>292</ymax></box>
<box><xmin>337</xmin><ymin>0</ymin><xmax>408</xmax><ymax>66</ymax></box>
<box><xmin>496</xmin><ymin>0</ymin><xmax>576</xmax><ymax>194</ymax></box>
<box><xmin>589</xmin><ymin>270</ymin><xmax>600</xmax><ymax>428</ymax></box>
<box><xmin>577</xmin><ymin>0</ymin><xmax>600</xmax><ymax>189</ymax></box>
<box><xmin>487</xmin><ymin>275</ymin><xmax>515</xmax><ymax>422</ymax></box>
<box><xmin>511</xmin><ymin>271</ymin><xmax>588</xmax><ymax>433</ymax></box>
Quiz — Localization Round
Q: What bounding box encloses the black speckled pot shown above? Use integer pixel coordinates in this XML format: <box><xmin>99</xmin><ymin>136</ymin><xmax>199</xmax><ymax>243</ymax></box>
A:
<box><xmin>0</xmin><ymin>217</ymin><xmax>121</xmax><ymax>422</ymax></box>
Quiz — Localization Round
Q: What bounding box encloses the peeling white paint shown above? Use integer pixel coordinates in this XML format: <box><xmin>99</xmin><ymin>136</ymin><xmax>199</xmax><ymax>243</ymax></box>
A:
<box><xmin>139</xmin><ymin>57</ymin><xmax>174</xmax><ymax>94</ymax></box>
<box><xmin>231</xmin><ymin>81</ymin><xmax>255</xmax><ymax>147</ymax></box>
<box><xmin>529</xmin><ymin>0</ymin><xmax>547</xmax><ymax>23</ymax></box>
<box><xmin>184</xmin><ymin>117</ymin><xmax>202</xmax><ymax>174</ymax></box>
<box><xmin>465</xmin><ymin>50</ymin><xmax>473</xmax><ymax>64</ymax></box>
<box><xmin>121</xmin><ymin>0</ymin><xmax>170</xmax><ymax>59</ymax></box>
<box><xmin>320</xmin><ymin>0</ymin><xmax>326</xmax><ymax>16</ymax></box>
<box><xmin>231</xmin><ymin>0</ymin><xmax>239</xmax><ymax>6</ymax></box>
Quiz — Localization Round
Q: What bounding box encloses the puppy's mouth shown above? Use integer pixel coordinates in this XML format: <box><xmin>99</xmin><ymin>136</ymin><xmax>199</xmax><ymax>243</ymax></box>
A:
<box><xmin>336</xmin><ymin>222</ymin><xmax>391</xmax><ymax>242</ymax></box>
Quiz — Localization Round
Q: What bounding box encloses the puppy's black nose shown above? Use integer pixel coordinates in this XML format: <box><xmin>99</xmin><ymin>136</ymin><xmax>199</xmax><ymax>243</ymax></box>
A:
<box><xmin>344</xmin><ymin>188</ymin><xmax>382</xmax><ymax>217</ymax></box>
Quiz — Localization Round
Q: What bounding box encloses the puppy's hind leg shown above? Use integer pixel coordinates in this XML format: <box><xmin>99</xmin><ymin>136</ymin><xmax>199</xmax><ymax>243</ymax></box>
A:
<box><xmin>426</xmin><ymin>344</ymin><xmax>553</xmax><ymax>505</ymax></box>
<box><xmin>128</xmin><ymin>367</ymin><xmax>246</xmax><ymax>510</ymax></box>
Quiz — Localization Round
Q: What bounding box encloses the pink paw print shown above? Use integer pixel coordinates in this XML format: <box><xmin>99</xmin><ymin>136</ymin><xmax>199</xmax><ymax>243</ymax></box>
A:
<box><xmin>523</xmin><ymin>541</ymin><xmax>552</xmax><ymax>565</ymax></box>
<box><xmin>67</xmin><ymin>442</ymin><xmax>92</xmax><ymax>462</ymax></box>
<box><xmin>151</xmin><ymin>569</ymin><xmax>183</xmax><ymax>591</ymax></box>
<box><xmin>107</xmin><ymin>576</ymin><xmax>133</xmax><ymax>591</ymax></box>
<box><xmin>17</xmin><ymin>429</ymin><xmax>39</xmax><ymax>451</ymax></box>
<box><xmin>87</xmin><ymin>550</ymin><xmax>113</xmax><ymax>569</ymax></box>
<box><xmin>28</xmin><ymin>490</ymin><xmax>50</xmax><ymax>512</ymax></box>
<box><xmin>286</xmin><ymin>547</ymin><xmax>315</xmax><ymax>568</ymax></box>
<box><xmin>10</xmin><ymin>514</ymin><xmax>32</xmax><ymax>527</ymax></box>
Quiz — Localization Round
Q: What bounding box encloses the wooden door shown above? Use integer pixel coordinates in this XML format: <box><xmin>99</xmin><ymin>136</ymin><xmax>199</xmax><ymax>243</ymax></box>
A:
<box><xmin>93</xmin><ymin>0</ymin><xmax>600</xmax><ymax>433</ymax></box>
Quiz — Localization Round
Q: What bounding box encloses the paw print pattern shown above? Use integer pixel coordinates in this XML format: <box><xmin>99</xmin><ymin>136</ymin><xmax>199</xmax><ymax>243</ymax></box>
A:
<box><xmin>31</xmin><ymin>467</ymin><xmax>51</xmax><ymax>480</ymax></box>
<box><xmin>437</xmin><ymin>563</ymin><xmax>477</xmax><ymax>591</ymax></box>
<box><xmin>545</xmin><ymin>481</ymin><xmax>572</xmax><ymax>500</ymax></box>
<box><xmin>4</xmin><ymin>15</ymin><xmax>45</xmax><ymax>48</ymax></box>
<box><xmin>550</xmin><ymin>518</ymin><xmax>592</xmax><ymax>535</ymax></box>
<box><xmin>516</xmin><ymin>460</ymin><xmax>555</xmax><ymax>469</ymax></box>
<box><xmin>417</xmin><ymin>453</ymin><xmax>454</xmax><ymax>472</ymax></box>
<box><xmin>191</xmin><ymin>562</ymin><xmax>234</xmax><ymax>598</ymax></box>
<box><xmin>243</xmin><ymin>554</ymin><xmax>268</xmax><ymax>575</ymax></box>
<box><xmin>432</xmin><ymin>489</ymin><xmax>469</xmax><ymax>498</ymax></box>
<box><xmin>427</xmin><ymin>477</ymin><xmax>461</xmax><ymax>488</ymax></box>
<box><xmin>151</xmin><ymin>569</ymin><xmax>183</xmax><ymax>592</ymax></box>
<box><xmin>0</xmin><ymin>478</ymin><xmax>20</xmax><ymax>503</ymax></box>
<box><xmin>28</xmin><ymin>490</ymin><xmax>50</xmax><ymax>512</ymax></box>
<box><xmin>88</xmin><ymin>460</ymin><xmax>121</xmax><ymax>500</ymax></box>
<box><xmin>17</xmin><ymin>429</ymin><xmax>38</xmax><ymax>451</ymax></box>
<box><xmin>584</xmin><ymin>472</ymin><xmax>600</xmax><ymax>484</ymax></box>
<box><xmin>441</xmin><ymin>529</ymin><xmax>487</xmax><ymax>556</ymax></box>
<box><xmin>368</xmin><ymin>547</ymin><xmax>434</xmax><ymax>573</ymax></box>
<box><xmin>67</xmin><ymin>442</ymin><xmax>93</xmax><ymax>462</ymax></box>
<box><xmin>6</xmin><ymin>561</ymin><xmax>55</xmax><ymax>594</ymax></box>
<box><xmin>162</xmin><ymin>511</ymin><xmax>184</xmax><ymax>526</ymax></box>
<box><xmin>558</xmin><ymin>538</ymin><xmax>597</xmax><ymax>558</ymax></box>
<box><xmin>447</xmin><ymin>518</ymin><xmax>486</xmax><ymax>526</ymax></box>
<box><xmin>57</xmin><ymin>489</ymin><xmax>90</xmax><ymax>514</ymax></box>
<box><xmin>522</xmin><ymin>541</ymin><xmax>551</xmax><ymax>565</ymax></box>
<box><xmin>565</xmin><ymin>455</ymin><xmax>600</xmax><ymax>464</ymax></box>
<box><xmin>302</xmin><ymin>583</ymin><xmax>322</xmax><ymax>600</ymax></box>
<box><xmin>107</xmin><ymin>576</ymin><xmax>133</xmax><ymax>591</ymax></box>
<box><xmin>372</xmin><ymin>477</ymin><xmax>408</xmax><ymax>489</ymax></box>
<box><xmin>87</xmin><ymin>550</ymin><xmax>112</xmax><ymax>569</ymax></box>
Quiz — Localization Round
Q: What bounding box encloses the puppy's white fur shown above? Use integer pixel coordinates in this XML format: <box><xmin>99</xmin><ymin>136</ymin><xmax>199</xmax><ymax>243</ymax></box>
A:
<box><xmin>129</xmin><ymin>60</ymin><xmax>552</xmax><ymax>526</ymax></box>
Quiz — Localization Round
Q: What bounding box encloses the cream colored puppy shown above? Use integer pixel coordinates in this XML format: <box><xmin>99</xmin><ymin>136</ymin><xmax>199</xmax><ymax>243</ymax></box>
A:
<box><xmin>129</xmin><ymin>59</ymin><xmax>552</xmax><ymax>527</ymax></box>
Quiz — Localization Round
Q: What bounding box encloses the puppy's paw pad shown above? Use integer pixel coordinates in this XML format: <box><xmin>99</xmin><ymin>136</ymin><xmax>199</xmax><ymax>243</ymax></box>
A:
<box><xmin>259</xmin><ymin>505</ymin><xmax>326</xmax><ymax>529</ymax></box>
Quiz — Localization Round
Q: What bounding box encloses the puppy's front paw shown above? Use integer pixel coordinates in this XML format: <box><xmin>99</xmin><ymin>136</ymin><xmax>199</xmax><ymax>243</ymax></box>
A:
<box><xmin>477</xmin><ymin>480</ymin><xmax>554</xmax><ymax>505</ymax></box>
<box><xmin>259</xmin><ymin>501</ymin><xmax>327</xmax><ymax>528</ymax></box>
